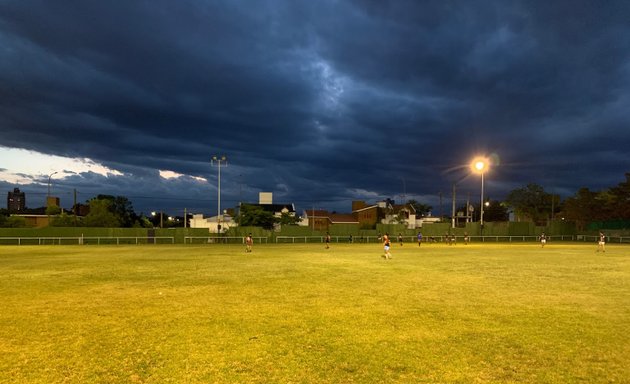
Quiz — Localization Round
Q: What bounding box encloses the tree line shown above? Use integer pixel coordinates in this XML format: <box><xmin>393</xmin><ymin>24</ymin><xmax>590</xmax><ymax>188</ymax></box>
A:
<box><xmin>2</xmin><ymin>173</ymin><xmax>629</xmax><ymax>228</ymax></box>
<box><xmin>0</xmin><ymin>195</ymin><xmax>162</xmax><ymax>228</ymax></box>
<box><xmin>501</xmin><ymin>173</ymin><xmax>630</xmax><ymax>229</ymax></box>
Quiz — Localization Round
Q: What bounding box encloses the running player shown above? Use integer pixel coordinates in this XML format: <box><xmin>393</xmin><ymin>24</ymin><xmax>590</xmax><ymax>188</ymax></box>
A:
<box><xmin>245</xmin><ymin>233</ymin><xmax>253</xmax><ymax>253</ymax></box>
<box><xmin>382</xmin><ymin>233</ymin><xmax>392</xmax><ymax>259</ymax></box>
<box><xmin>597</xmin><ymin>231</ymin><xmax>606</xmax><ymax>252</ymax></box>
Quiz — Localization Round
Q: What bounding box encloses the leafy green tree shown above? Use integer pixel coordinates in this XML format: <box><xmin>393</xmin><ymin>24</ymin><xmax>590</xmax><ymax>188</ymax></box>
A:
<box><xmin>236</xmin><ymin>204</ymin><xmax>277</xmax><ymax>229</ymax></box>
<box><xmin>562</xmin><ymin>174</ymin><xmax>630</xmax><ymax>228</ymax></box>
<box><xmin>4</xmin><ymin>216</ymin><xmax>28</xmax><ymax>228</ymax></box>
<box><xmin>134</xmin><ymin>215</ymin><xmax>154</xmax><ymax>228</ymax></box>
<box><xmin>608</xmin><ymin>173</ymin><xmax>630</xmax><ymax>219</ymax></box>
<box><xmin>96</xmin><ymin>195</ymin><xmax>138</xmax><ymax>227</ymax></box>
<box><xmin>407</xmin><ymin>200</ymin><xmax>432</xmax><ymax>216</ymax></box>
<box><xmin>483</xmin><ymin>200</ymin><xmax>509</xmax><ymax>222</ymax></box>
<box><xmin>46</xmin><ymin>205</ymin><xmax>62</xmax><ymax>216</ymax></box>
<box><xmin>594</xmin><ymin>190</ymin><xmax>617</xmax><ymax>220</ymax></box>
<box><xmin>50</xmin><ymin>212</ymin><xmax>81</xmax><ymax>227</ymax></box>
<box><xmin>83</xmin><ymin>199</ymin><xmax>121</xmax><ymax>227</ymax></box>
<box><xmin>562</xmin><ymin>188</ymin><xmax>599</xmax><ymax>230</ymax></box>
<box><xmin>393</xmin><ymin>211</ymin><xmax>409</xmax><ymax>225</ymax></box>
<box><xmin>505</xmin><ymin>183</ymin><xmax>554</xmax><ymax>224</ymax></box>
<box><xmin>95</xmin><ymin>195</ymin><xmax>139</xmax><ymax>227</ymax></box>
<box><xmin>278</xmin><ymin>211</ymin><xmax>300</xmax><ymax>226</ymax></box>
<box><xmin>83</xmin><ymin>194</ymin><xmax>149</xmax><ymax>227</ymax></box>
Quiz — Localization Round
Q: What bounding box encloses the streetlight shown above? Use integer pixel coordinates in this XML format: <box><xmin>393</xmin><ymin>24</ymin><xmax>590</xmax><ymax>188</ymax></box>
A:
<box><xmin>211</xmin><ymin>155</ymin><xmax>227</xmax><ymax>233</ymax></box>
<box><xmin>470</xmin><ymin>156</ymin><xmax>490</xmax><ymax>229</ymax></box>
<box><xmin>47</xmin><ymin>171</ymin><xmax>58</xmax><ymax>197</ymax></box>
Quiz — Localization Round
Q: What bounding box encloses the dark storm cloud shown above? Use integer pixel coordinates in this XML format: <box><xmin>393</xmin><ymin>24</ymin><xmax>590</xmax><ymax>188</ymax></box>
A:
<box><xmin>1</xmin><ymin>0</ymin><xmax>629</xmax><ymax>214</ymax></box>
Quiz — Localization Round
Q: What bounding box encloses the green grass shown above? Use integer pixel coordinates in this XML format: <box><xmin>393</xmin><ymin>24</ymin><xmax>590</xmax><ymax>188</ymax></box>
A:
<box><xmin>0</xmin><ymin>243</ymin><xmax>628</xmax><ymax>383</ymax></box>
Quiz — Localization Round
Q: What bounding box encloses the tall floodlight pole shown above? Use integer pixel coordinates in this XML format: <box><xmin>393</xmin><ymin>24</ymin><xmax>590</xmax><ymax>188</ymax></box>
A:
<box><xmin>47</xmin><ymin>171</ymin><xmax>58</xmax><ymax>197</ymax></box>
<box><xmin>479</xmin><ymin>171</ymin><xmax>484</xmax><ymax>226</ymax></box>
<box><xmin>470</xmin><ymin>157</ymin><xmax>489</xmax><ymax>231</ymax></box>
<box><xmin>451</xmin><ymin>183</ymin><xmax>456</xmax><ymax>229</ymax></box>
<box><xmin>211</xmin><ymin>155</ymin><xmax>227</xmax><ymax>233</ymax></box>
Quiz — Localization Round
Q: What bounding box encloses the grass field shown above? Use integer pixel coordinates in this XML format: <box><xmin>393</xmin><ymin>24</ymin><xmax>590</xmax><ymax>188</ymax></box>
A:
<box><xmin>0</xmin><ymin>242</ymin><xmax>628</xmax><ymax>383</ymax></box>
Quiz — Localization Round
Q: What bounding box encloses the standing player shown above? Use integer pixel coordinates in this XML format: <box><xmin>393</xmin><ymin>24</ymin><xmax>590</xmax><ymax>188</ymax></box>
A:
<box><xmin>417</xmin><ymin>231</ymin><xmax>422</xmax><ymax>246</ymax></box>
<box><xmin>597</xmin><ymin>231</ymin><xmax>606</xmax><ymax>252</ymax></box>
<box><xmin>463</xmin><ymin>232</ymin><xmax>469</xmax><ymax>245</ymax></box>
<box><xmin>382</xmin><ymin>232</ymin><xmax>392</xmax><ymax>259</ymax></box>
<box><xmin>245</xmin><ymin>233</ymin><xmax>253</xmax><ymax>253</ymax></box>
<box><xmin>325</xmin><ymin>232</ymin><xmax>331</xmax><ymax>249</ymax></box>
<box><xmin>398</xmin><ymin>233</ymin><xmax>404</xmax><ymax>246</ymax></box>
<box><xmin>540</xmin><ymin>232</ymin><xmax>547</xmax><ymax>248</ymax></box>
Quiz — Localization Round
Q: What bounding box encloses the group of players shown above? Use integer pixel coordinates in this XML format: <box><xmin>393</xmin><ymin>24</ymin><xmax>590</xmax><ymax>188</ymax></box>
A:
<box><xmin>539</xmin><ymin>231</ymin><xmax>606</xmax><ymax>252</ymax></box>
<box><xmin>379</xmin><ymin>231</ymin><xmax>467</xmax><ymax>259</ymax></box>
<box><xmin>379</xmin><ymin>231</ymin><xmax>609</xmax><ymax>259</ymax></box>
<box><xmin>243</xmin><ymin>230</ymin><xmax>609</xmax><ymax>255</ymax></box>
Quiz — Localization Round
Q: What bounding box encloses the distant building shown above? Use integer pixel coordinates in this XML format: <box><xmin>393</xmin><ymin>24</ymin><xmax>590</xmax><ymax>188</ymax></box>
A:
<box><xmin>46</xmin><ymin>196</ymin><xmax>60</xmax><ymax>208</ymax></box>
<box><xmin>73</xmin><ymin>203</ymin><xmax>90</xmax><ymax>216</ymax></box>
<box><xmin>300</xmin><ymin>209</ymin><xmax>331</xmax><ymax>231</ymax></box>
<box><xmin>7</xmin><ymin>188</ymin><xmax>26</xmax><ymax>212</ymax></box>
<box><xmin>352</xmin><ymin>201</ymin><xmax>381</xmax><ymax>229</ymax></box>
<box><xmin>189</xmin><ymin>213</ymin><xmax>236</xmax><ymax>233</ymax></box>
<box><xmin>299</xmin><ymin>210</ymin><xmax>360</xmax><ymax>231</ymax></box>
<box><xmin>329</xmin><ymin>213</ymin><xmax>359</xmax><ymax>228</ymax></box>
<box><xmin>13</xmin><ymin>214</ymin><xmax>49</xmax><ymax>228</ymax></box>
<box><xmin>387</xmin><ymin>202</ymin><xmax>418</xmax><ymax>229</ymax></box>
<box><xmin>240</xmin><ymin>192</ymin><xmax>297</xmax><ymax>219</ymax></box>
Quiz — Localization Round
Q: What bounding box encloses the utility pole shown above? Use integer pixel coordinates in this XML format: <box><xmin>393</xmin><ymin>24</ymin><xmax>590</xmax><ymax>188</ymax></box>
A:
<box><xmin>47</xmin><ymin>171</ymin><xmax>58</xmax><ymax>197</ymax></box>
<box><xmin>451</xmin><ymin>183</ymin><xmax>456</xmax><ymax>229</ymax></box>
<box><xmin>74</xmin><ymin>188</ymin><xmax>78</xmax><ymax>226</ymax></box>
<box><xmin>400</xmin><ymin>177</ymin><xmax>406</xmax><ymax>204</ymax></box>
<box><xmin>211</xmin><ymin>155</ymin><xmax>228</xmax><ymax>234</ymax></box>
<box><xmin>466</xmin><ymin>193</ymin><xmax>471</xmax><ymax>223</ymax></box>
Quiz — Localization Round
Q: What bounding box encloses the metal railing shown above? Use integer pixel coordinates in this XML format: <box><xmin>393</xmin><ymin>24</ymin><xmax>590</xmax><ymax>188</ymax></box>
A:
<box><xmin>1</xmin><ymin>235</ymin><xmax>628</xmax><ymax>245</ymax></box>
<box><xmin>183</xmin><ymin>236</ymin><xmax>269</xmax><ymax>245</ymax></box>
<box><xmin>275</xmin><ymin>235</ymin><xmax>630</xmax><ymax>244</ymax></box>
<box><xmin>0</xmin><ymin>236</ymin><xmax>175</xmax><ymax>245</ymax></box>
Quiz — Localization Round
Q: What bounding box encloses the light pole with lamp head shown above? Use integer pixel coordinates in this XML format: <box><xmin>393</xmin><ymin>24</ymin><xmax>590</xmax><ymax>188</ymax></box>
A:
<box><xmin>211</xmin><ymin>155</ymin><xmax>227</xmax><ymax>234</ymax></box>
<box><xmin>470</xmin><ymin>157</ymin><xmax>489</xmax><ymax>231</ymax></box>
<box><xmin>47</xmin><ymin>171</ymin><xmax>58</xmax><ymax>197</ymax></box>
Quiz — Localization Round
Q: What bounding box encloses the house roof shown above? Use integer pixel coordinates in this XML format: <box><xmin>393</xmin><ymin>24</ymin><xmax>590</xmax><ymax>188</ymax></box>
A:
<box><xmin>329</xmin><ymin>213</ymin><xmax>359</xmax><ymax>224</ymax></box>
<box><xmin>352</xmin><ymin>204</ymin><xmax>378</xmax><ymax>213</ymax></box>
<box><xmin>304</xmin><ymin>209</ymin><xmax>329</xmax><ymax>217</ymax></box>
<box><xmin>392</xmin><ymin>203</ymin><xmax>417</xmax><ymax>213</ymax></box>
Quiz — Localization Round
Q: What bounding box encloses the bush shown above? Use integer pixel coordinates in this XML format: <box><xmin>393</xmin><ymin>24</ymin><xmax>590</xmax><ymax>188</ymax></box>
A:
<box><xmin>4</xmin><ymin>216</ymin><xmax>28</xmax><ymax>228</ymax></box>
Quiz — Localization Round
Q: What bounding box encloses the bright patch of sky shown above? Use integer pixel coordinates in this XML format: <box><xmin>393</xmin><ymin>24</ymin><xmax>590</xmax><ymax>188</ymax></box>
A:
<box><xmin>315</xmin><ymin>59</ymin><xmax>345</xmax><ymax>109</ymax></box>
<box><xmin>159</xmin><ymin>170</ymin><xmax>207</xmax><ymax>182</ymax></box>
<box><xmin>0</xmin><ymin>146</ymin><xmax>123</xmax><ymax>184</ymax></box>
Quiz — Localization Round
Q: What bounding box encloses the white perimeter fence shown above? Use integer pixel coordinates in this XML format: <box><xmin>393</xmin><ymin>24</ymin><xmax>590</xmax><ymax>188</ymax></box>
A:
<box><xmin>0</xmin><ymin>236</ymin><xmax>175</xmax><ymax>245</ymax></box>
<box><xmin>276</xmin><ymin>235</ymin><xmax>630</xmax><ymax>244</ymax></box>
<box><xmin>0</xmin><ymin>235</ymin><xmax>628</xmax><ymax>245</ymax></box>
<box><xmin>183</xmin><ymin>236</ymin><xmax>269</xmax><ymax>245</ymax></box>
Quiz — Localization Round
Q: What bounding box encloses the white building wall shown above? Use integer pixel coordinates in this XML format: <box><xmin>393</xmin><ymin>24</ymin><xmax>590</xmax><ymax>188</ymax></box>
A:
<box><xmin>189</xmin><ymin>214</ymin><xmax>237</xmax><ymax>233</ymax></box>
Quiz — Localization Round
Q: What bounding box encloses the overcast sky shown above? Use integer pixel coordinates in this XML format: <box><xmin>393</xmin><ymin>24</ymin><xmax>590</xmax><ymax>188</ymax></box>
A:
<box><xmin>1</xmin><ymin>0</ymin><xmax>629</xmax><ymax>216</ymax></box>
